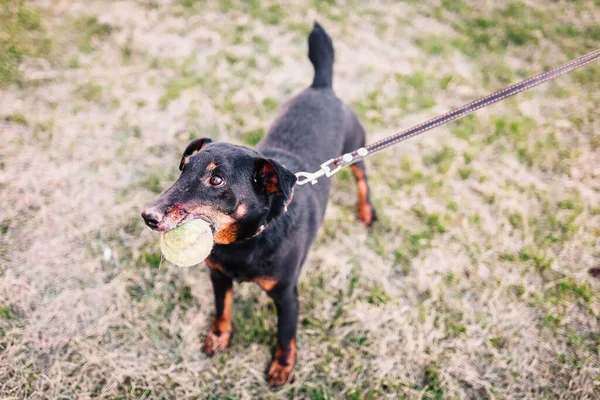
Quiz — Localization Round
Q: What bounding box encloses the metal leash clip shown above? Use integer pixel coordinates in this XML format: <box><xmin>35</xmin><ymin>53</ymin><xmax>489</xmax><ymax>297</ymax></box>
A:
<box><xmin>295</xmin><ymin>148</ymin><xmax>370</xmax><ymax>185</ymax></box>
<box><xmin>296</xmin><ymin>159</ymin><xmax>342</xmax><ymax>186</ymax></box>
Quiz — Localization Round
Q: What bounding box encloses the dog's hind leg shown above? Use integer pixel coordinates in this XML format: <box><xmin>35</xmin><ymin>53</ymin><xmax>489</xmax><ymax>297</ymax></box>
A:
<box><xmin>343</xmin><ymin>108</ymin><xmax>378</xmax><ymax>227</ymax></box>
<box><xmin>350</xmin><ymin>161</ymin><xmax>377</xmax><ymax>227</ymax></box>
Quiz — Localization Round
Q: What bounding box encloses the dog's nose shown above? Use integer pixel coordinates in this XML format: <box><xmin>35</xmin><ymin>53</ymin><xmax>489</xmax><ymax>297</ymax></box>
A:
<box><xmin>142</xmin><ymin>208</ymin><xmax>163</xmax><ymax>229</ymax></box>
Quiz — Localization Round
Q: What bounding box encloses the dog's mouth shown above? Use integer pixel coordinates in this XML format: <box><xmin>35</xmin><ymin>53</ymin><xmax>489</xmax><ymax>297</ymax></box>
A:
<box><xmin>143</xmin><ymin>210</ymin><xmax>215</xmax><ymax>234</ymax></box>
<box><xmin>166</xmin><ymin>214</ymin><xmax>215</xmax><ymax>234</ymax></box>
<box><xmin>187</xmin><ymin>215</ymin><xmax>215</xmax><ymax>234</ymax></box>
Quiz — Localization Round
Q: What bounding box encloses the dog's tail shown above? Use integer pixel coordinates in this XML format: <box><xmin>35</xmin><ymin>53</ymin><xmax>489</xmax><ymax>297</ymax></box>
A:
<box><xmin>308</xmin><ymin>22</ymin><xmax>334</xmax><ymax>89</ymax></box>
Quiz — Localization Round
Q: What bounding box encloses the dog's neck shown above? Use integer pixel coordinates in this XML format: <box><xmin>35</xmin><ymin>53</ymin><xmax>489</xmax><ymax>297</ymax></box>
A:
<box><xmin>249</xmin><ymin>188</ymin><xmax>295</xmax><ymax>239</ymax></box>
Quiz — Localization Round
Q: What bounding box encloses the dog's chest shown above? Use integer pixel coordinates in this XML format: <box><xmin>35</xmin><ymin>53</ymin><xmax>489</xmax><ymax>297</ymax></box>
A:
<box><xmin>205</xmin><ymin>255</ymin><xmax>273</xmax><ymax>282</ymax></box>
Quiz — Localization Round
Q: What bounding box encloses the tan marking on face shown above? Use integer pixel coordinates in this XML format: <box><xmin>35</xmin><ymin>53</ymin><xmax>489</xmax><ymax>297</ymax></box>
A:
<box><xmin>213</xmin><ymin>220</ymin><xmax>238</xmax><ymax>244</ymax></box>
<box><xmin>183</xmin><ymin>158</ymin><xmax>216</xmax><ymax>171</ymax></box>
<box><xmin>267</xmin><ymin>337</ymin><xmax>297</xmax><ymax>386</ymax></box>
<box><xmin>253</xmin><ymin>277</ymin><xmax>278</xmax><ymax>292</ymax></box>
<box><xmin>235</xmin><ymin>203</ymin><xmax>247</xmax><ymax>217</ymax></box>
<box><xmin>190</xmin><ymin>205</ymin><xmax>239</xmax><ymax>244</ymax></box>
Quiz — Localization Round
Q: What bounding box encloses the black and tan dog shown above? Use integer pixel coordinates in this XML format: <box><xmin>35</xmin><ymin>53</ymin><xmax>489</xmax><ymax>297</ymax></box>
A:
<box><xmin>142</xmin><ymin>22</ymin><xmax>376</xmax><ymax>386</ymax></box>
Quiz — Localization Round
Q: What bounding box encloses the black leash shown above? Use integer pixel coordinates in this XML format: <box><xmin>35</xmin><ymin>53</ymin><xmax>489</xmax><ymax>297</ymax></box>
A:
<box><xmin>296</xmin><ymin>48</ymin><xmax>600</xmax><ymax>185</ymax></box>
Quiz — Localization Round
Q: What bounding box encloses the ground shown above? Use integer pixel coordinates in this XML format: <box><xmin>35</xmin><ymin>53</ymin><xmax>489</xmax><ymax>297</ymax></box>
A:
<box><xmin>1</xmin><ymin>0</ymin><xmax>599</xmax><ymax>399</ymax></box>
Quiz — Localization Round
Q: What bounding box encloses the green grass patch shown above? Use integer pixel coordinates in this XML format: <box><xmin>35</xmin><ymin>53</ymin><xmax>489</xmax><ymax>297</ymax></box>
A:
<box><xmin>519</xmin><ymin>247</ymin><xmax>551</xmax><ymax>272</ymax></box>
<box><xmin>424</xmin><ymin>146</ymin><xmax>456</xmax><ymax>174</ymax></box>
<box><xmin>489</xmin><ymin>336</ymin><xmax>507</xmax><ymax>349</ymax></box>
<box><xmin>481</xmin><ymin>60</ymin><xmax>513</xmax><ymax>86</ymax></box>
<box><xmin>452</xmin><ymin>115</ymin><xmax>478</xmax><ymax>140</ymax></box>
<box><xmin>74</xmin><ymin>82</ymin><xmax>103</xmax><ymax>102</ymax></box>
<box><xmin>144</xmin><ymin>251</ymin><xmax>162</xmax><ymax>269</ymax></box>
<box><xmin>159</xmin><ymin>75</ymin><xmax>203</xmax><ymax>108</ymax></box>
<box><xmin>262</xmin><ymin>97</ymin><xmax>277</xmax><ymax>112</ymax></box>
<box><xmin>0</xmin><ymin>306</ymin><xmax>11</xmax><ymax>319</ymax></box>
<box><xmin>177</xmin><ymin>0</ymin><xmax>201</xmax><ymax>8</ymax></box>
<box><xmin>446</xmin><ymin>1</ymin><xmax>598</xmax><ymax>60</ymax></box>
<box><xmin>552</xmin><ymin>278</ymin><xmax>592</xmax><ymax>303</ymax></box>
<box><xmin>242</xmin><ymin>127</ymin><xmax>265</xmax><ymax>146</ymax></box>
<box><xmin>288</xmin><ymin>22</ymin><xmax>312</xmax><ymax>36</ymax></box>
<box><xmin>0</xmin><ymin>3</ymin><xmax>51</xmax><ymax>86</ymax></box>
<box><xmin>343</xmin><ymin>330</ymin><xmax>371</xmax><ymax>348</ymax></box>
<box><xmin>414</xmin><ymin>35</ymin><xmax>452</xmax><ymax>56</ymax></box>
<box><xmin>485</xmin><ymin>115</ymin><xmax>535</xmax><ymax>146</ymax></box>
<box><xmin>251</xmin><ymin>34</ymin><xmax>269</xmax><ymax>53</ymax></box>
<box><xmin>573</xmin><ymin>65</ymin><xmax>600</xmax><ymax>91</ymax></box>
<box><xmin>73</xmin><ymin>16</ymin><xmax>113</xmax><ymax>53</ymax></box>
<box><xmin>389</xmin><ymin>209</ymin><xmax>450</xmax><ymax>270</ymax></box>
<box><xmin>366</xmin><ymin>284</ymin><xmax>389</xmax><ymax>305</ymax></box>
<box><xmin>508</xmin><ymin>212</ymin><xmax>523</xmax><ymax>229</ymax></box>
<box><xmin>233</xmin><ymin>300</ymin><xmax>276</xmax><ymax>346</ymax></box>
<box><xmin>140</xmin><ymin>174</ymin><xmax>163</xmax><ymax>194</ymax></box>
<box><xmin>422</xmin><ymin>364</ymin><xmax>445</xmax><ymax>399</ymax></box>
<box><xmin>245</xmin><ymin>1</ymin><xmax>285</xmax><ymax>25</ymax></box>
<box><xmin>4</xmin><ymin>112</ymin><xmax>27</xmax><ymax>125</ymax></box>
<box><xmin>458</xmin><ymin>168</ymin><xmax>471</xmax><ymax>180</ymax></box>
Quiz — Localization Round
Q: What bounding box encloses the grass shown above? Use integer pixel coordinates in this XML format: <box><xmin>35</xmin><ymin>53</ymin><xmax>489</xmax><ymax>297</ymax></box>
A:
<box><xmin>74</xmin><ymin>82</ymin><xmax>103</xmax><ymax>102</ymax></box>
<box><xmin>159</xmin><ymin>75</ymin><xmax>204</xmax><ymax>108</ymax></box>
<box><xmin>4</xmin><ymin>112</ymin><xmax>28</xmax><ymax>125</ymax></box>
<box><xmin>1</xmin><ymin>0</ymin><xmax>599</xmax><ymax>398</ymax></box>
<box><xmin>242</xmin><ymin>127</ymin><xmax>265</xmax><ymax>146</ymax></box>
<box><xmin>73</xmin><ymin>16</ymin><xmax>113</xmax><ymax>53</ymax></box>
<box><xmin>0</xmin><ymin>2</ymin><xmax>51</xmax><ymax>86</ymax></box>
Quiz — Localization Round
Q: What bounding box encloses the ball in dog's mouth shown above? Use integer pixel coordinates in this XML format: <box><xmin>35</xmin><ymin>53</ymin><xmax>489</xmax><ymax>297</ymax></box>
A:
<box><xmin>160</xmin><ymin>219</ymin><xmax>213</xmax><ymax>267</ymax></box>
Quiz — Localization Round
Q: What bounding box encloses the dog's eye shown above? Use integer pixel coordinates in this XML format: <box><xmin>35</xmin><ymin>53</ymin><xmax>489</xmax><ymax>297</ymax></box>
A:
<box><xmin>209</xmin><ymin>175</ymin><xmax>224</xmax><ymax>186</ymax></box>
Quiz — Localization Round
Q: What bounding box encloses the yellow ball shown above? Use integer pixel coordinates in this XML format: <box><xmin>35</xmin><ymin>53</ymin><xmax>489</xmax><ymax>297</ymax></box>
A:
<box><xmin>160</xmin><ymin>219</ymin><xmax>214</xmax><ymax>267</ymax></box>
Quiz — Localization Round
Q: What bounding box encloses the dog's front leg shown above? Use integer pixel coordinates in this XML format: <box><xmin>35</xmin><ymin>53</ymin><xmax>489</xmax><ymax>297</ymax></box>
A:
<box><xmin>265</xmin><ymin>283</ymin><xmax>298</xmax><ymax>387</ymax></box>
<box><xmin>203</xmin><ymin>268</ymin><xmax>233</xmax><ymax>355</ymax></box>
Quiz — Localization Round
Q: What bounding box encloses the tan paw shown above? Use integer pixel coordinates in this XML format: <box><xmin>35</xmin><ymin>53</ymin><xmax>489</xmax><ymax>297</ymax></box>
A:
<box><xmin>267</xmin><ymin>338</ymin><xmax>296</xmax><ymax>387</ymax></box>
<box><xmin>358</xmin><ymin>202</ymin><xmax>377</xmax><ymax>227</ymax></box>
<box><xmin>202</xmin><ymin>327</ymin><xmax>232</xmax><ymax>356</ymax></box>
<box><xmin>267</xmin><ymin>358</ymin><xmax>294</xmax><ymax>387</ymax></box>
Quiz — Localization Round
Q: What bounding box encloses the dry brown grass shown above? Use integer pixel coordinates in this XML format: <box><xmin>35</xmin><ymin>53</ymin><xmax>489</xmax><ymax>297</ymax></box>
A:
<box><xmin>1</xmin><ymin>0</ymin><xmax>599</xmax><ymax>399</ymax></box>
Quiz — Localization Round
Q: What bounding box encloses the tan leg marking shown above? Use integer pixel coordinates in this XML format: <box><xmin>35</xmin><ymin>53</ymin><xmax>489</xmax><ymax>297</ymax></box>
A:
<box><xmin>350</xmin><ymin>165</ymin><xmax>374</xmax><ymax>227</ymax></box>
<box><xmin>267</xmin><ymin>337</ymin><xmax>297</xmax><ymax>387</ymax></box>
<box><xmin>203</xmin><ymin>286</ymin><xmax>233</xmax><ymax>355</ymax></box>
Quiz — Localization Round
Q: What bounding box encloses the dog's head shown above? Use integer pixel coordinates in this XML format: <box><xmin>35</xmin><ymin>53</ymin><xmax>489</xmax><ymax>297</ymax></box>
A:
<box><xmin>141</xmin><ymin>138</ymin><xmax>297</xmax><ymax>244</ymax></box>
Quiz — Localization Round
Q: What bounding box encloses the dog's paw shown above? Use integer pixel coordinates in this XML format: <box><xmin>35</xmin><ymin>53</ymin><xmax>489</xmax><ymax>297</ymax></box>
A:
<box><xmin>202</xmin><ymin>327</ymin><xmax>232</xmax><ymax>356</ymax></box>
<box><xmin>267</xmin><ymin>338</ymin><xmax>296</xmax><ymax>387</ymax></box>
<box><xmin>358</xmin><ymin>202</ymin><xmax>377</xmax><ymax>228</ymax></box>
<box><xmin>267</xmin><ymin>358</ymin><xmax>294</xmax><ymax>387</ymax></box>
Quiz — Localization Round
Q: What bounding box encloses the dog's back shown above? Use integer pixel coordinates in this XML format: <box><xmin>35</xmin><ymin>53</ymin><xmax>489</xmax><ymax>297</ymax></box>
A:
<box><xmin>258</xmin><ymin>23</ymin><xmax>361</xmax><ymax>223</ymax></box>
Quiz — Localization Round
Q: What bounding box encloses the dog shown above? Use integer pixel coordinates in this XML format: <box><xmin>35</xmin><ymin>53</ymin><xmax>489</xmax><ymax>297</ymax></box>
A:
<box><xmin>141</xmin><ymin>22</ymin><xmax>376</xmax><ymax>387</ymax></box>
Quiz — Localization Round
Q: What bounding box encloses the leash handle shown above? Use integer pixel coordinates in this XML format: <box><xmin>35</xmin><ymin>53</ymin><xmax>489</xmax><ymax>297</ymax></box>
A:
<box><xmin>296</xmin><ymin>48</ymin><xmax>600</xmax><ymax>186</ymax></box>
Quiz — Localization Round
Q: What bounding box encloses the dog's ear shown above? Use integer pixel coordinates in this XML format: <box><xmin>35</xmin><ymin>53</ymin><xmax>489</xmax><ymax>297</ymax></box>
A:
<box><xmin>179</xmin><ymin>138</ymin><xmax>213</xmax><ymax>170</ymax></box>
<box><xmin>254</xmin><ymin>158</ymin><xmax>297</xmax><ymax>199</ymax></box>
